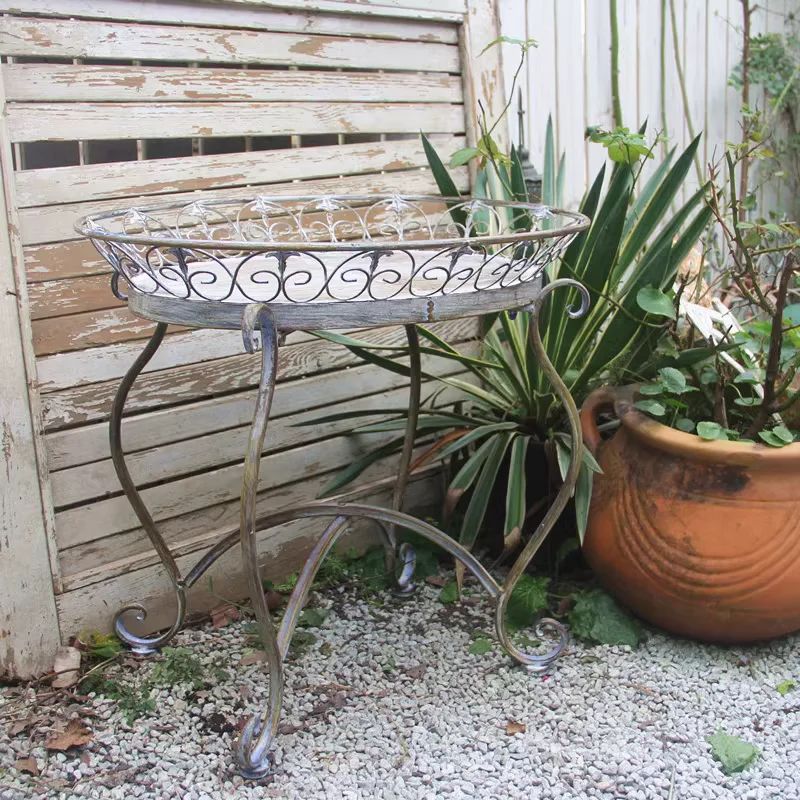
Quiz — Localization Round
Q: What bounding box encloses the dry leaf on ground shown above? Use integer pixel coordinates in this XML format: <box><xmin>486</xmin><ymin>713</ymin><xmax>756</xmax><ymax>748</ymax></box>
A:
<box><xmin>239</xmin><ymin>651</ymin><xmax>266</xmax><ymax>666</ymax></box>
<box><xmin>210</xmin><ymin>603</ymin><xmax>239</xmax><ymax>629</ymax></box>
<box><xmin>52</xmin><ymin>646</ymin><xmax>81</xmax><ymax>689</ymax></box>
<box><xmin>15</xmin><ymin>756</ymin><xmax>39</xmax><ymax>776</ymax></box>
<box><xmin>404</xmin><ymin>664</ymin><xmax>427</xmax><ymax>680</ymax></box>
<box><xmin>10</xmin><ymin>714</ymin><xmax>42</xmax><ymax>736</ymax></box>
<box><xmin>45</xmin><ymin>718</ymin><xmax>93</xmax><ymax>751</ymax></box>
<box><xmin>506</xmin><ymin>720</ymin><xmax>527</xmax><ymax>735</ymax></box>
<box><xmin>425</xmin><ymin>576</ymin><xmax>448</xmax><ymax>587</ymax></box>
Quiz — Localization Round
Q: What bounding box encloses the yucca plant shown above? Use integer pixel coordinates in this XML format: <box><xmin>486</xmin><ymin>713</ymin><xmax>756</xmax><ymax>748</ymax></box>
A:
<box><xmin>307</xmin><ymin>122</ymin><xmax>712</xmax><ymax>565</ymax></box>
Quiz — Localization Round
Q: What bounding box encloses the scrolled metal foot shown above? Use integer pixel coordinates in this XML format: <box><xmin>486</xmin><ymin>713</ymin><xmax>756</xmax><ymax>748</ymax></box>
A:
<box><xmin>113</xmin><ymin>592</ymin><xmax>186</xmax><ymax>655</ymax></box>
<box><xmin>392</xmin><ymin>542</ymin><xmax>416</xmax><ymax>598</ymax></box>
<box><xmin>234</xmin><ymin>717</ymin><xmax>273</xmax><ymax>779</ymax></box>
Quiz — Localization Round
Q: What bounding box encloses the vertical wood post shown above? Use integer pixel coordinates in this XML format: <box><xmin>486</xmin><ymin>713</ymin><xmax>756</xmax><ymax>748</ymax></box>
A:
<box><xmin>0</xmin><ymin>74</ymin><xmax>61</xmax><ymax>679</ymax></box>
<box><xmin>461</xmin><ymin>0</ymin><xmax>509</xmax><ymax>172</ymax></box>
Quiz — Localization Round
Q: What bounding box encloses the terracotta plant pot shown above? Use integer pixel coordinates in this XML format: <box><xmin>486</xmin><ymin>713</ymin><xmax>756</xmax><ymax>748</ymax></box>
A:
<box><xmin>580</xmin><ymin>386</ymin><xmax>800</xmax><ymax>643</ymax></box>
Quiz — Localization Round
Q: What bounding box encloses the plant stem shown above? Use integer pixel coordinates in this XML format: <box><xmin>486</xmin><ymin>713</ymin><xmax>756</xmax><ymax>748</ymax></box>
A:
<box><xmin>744</xmin><ymin>251</ymin><xmax>796</xmax><ymax>438</ymax></box>
<box><xmin>660</xmin><ymin>0</ymin><xmax>669</xmax><ymax>157</ymax></box>
<box><xmin>610</xmin><ymin>0</ymin><xmax>623</xmax><ymax>128</ymax></box>
<box><xmin>738</xmin><ymin>0</ymin><xmax>752</xmax><ymax>228</ymax></box>
<box><xmin>668</xmin><ymin>0</ymin><xmax>703</xmax><ymax>183</ymax></box>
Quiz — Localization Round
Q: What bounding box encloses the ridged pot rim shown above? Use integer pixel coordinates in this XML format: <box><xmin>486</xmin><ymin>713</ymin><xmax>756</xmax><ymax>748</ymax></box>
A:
<box><xmin>584</xmin><ymin>385</ymin><xmax>800</xmax><ymax>467</ymax></box>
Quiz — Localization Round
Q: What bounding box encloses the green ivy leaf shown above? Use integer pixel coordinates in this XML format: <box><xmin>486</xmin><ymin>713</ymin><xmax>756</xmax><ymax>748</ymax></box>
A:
<box><xmin>676</xmin><ymin>417</ymin><xmax>696</xmax><ymax>433</ymax></box>
<box><xmin>569</xmin><ymin>589</ymin><xmax>646</xmax><ymax>647</ymax></box>
<box><xmin>773</xmin><ymin>425</ymin><xmax>794</xmax><ymax>443</ymax></box>
<box><xmin>439</xmin><ymin>581</ymin><xmax>459</xmax><ymax>604</ymax></box>
<box><xmin>759</xmin><ymin>427</ymin><xmax>794</xmax><ymax>447</ymax></box>
<box><xmin>634</xmin><ymin>399</ymin><xmax>666</xmax><ymax>416</ymax></box>
<box><xmin>506</xmin><ymin>575</ymin><xmax>549</xmax><ymax>631</ymax></box>
<box><xmin>776</xmin><ymin>679</ymin><xmax>796</xmax><ymax>696</ymax></box>
<box><xmin>468</xmin><ymin>638</ymin><xmax>492</xmax><ymax>656</ymax></box>
<box><xmin>658</xmin><ymin>367</ymin><xmax>687</xmax><ymax>394</ymax></box>
<box><xmin>636</xmin><ymin>286</ymin><xmax>676</xmax><ymax>319</ymax></box>
<box><xmin>697</xmin><ymin>421</ymin><xmax>728</xmax><ymax>440</ymax></box>
<box><xmin>298</xmin><ymin>608</ymin><xmax>328</xmax><ymax>628</ymax></box>
<box><xmin>638</xmin><ymin>383</ymin><xmax>664</xmax><ymax>395</ymax></box>
<box><xmin>706</xmin><ymin>729</ymin><xmax>760</xmax><ymax>774</ymax></box>
<box><xmin>734</xmin><ymin>397</ymin><xmax>761</xmax><ymax>406</ymax></box>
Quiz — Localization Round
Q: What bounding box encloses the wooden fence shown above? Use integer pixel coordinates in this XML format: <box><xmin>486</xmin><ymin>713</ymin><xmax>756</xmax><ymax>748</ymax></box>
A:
<box><xmin>0</xmin><ymin>0</ymin><xmax>506</xmax><ymax>677</ymax></box>
<box><xmin>500</xmin><ymin>0</ymin><xmax>795</xmax><ymax>217</ymax></box>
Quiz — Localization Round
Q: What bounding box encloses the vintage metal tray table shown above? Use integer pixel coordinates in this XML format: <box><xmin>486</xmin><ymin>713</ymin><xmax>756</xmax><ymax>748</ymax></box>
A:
<box><xmin>76</xmin><ymin>194</ymin><xmax>589</xmax><ymax>778</ymax></box>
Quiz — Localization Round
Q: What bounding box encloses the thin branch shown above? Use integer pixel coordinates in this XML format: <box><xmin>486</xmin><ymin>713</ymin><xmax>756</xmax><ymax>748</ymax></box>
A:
<box><xmin>610</xmin><ymin>0</ymin><xmax>623</xmax><ymax>128</ymax></box>
<box><xmin>744</xmin><ymin>251</ymin><xmax>797</xmax><ymax>438</ymax></box>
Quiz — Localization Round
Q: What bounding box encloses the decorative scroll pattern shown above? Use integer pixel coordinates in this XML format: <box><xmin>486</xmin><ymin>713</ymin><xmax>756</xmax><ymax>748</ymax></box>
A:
<box><xmin>78</xmin><ymin>195</ymin><xmax>588</xmax><ymax>305</ymax></box>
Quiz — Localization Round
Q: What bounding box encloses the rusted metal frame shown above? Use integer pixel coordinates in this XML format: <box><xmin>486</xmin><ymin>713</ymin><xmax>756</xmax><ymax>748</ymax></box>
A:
<box><xmin>494</xmin><ymin>278</ymin><xmax>590</xmax><ymax>671</ymax></box>
<box><xmin>108</xmin><ymin>321</ymin><xmax>188</xmax><ymax>654</ymax></box>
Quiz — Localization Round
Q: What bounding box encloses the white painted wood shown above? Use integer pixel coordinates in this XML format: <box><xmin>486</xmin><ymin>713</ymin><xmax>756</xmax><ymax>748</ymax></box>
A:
<box><xmin>583</xmin><ymin>0</ymin><xmax>613</xmax><ymax>183</ymax></box>
<box><xmin>55</xmin><ymin>424</ymin><xmax>421</xmax><ymax>549</ymax></box>
<box><xmin>461</xmin><ymin>0</ymin><xmax>509</xmax><ymax>154</ymax></box>
<box><xmin>3</xmin><ymin>64</ymin><xmax>464</xmax><ymax>105</ymax></box>
<box><xmin>41</xmin><ymin>317</ymin><xmax>478</xmax><ymax>429</ymax></box>
<box><xmin>526</xmin><ymin>0</ymin><xmax>557</xmax><ymax>173</ymax></box>
<box><xmin>37</xmin><ymin>309</ymin><xmax>476</xmax><ymax>396</ymax></box>
<box><xmin>45</xmin><ymin>344</ymin><xmax>478</xmax><ymax>472</ymax></box>
<box><xmin>19</xmin><ymin>167</ymin><xmax>469</xmax><ymax>246</ymax></box>
<box><xmin>15</xmin><ymin>136</ymin><xmax>465</xmax><ymax>209</ymax></box>
<box><xmin>0</xmin><ymin>17</ymin><xmax>460</xmax><ymax>71</ymax></box>
<box><xmin>553</xmin><ymin>0</ymin><xmax>585</xmax><ymax>208</ymax></box>
<box><xmin>58</xmin><ymin>456</ymin><xmax>440</xmax><ymax>589</ymax></box>
<box><xmin>0</xmin><ymin>77</ymin><xmax>61</xmax><ymax>678</ymax></box>
<box><xmin>616</xmin><ymin>0</ymin><xmax>639</xmax><ymax>127</ymax></box>
<box><xmin>0</xmin><ymin>0</ymin><xmax>462</xmax><ymax>41</ymax></box>
<box><xmin>497</xmin><ymin>0</ymin><xmax>528</xmax><ymax>152</ymax></box>
<box><xmin>505</xmin><ymin>0</ymin><xmax>791</xmax><ymax>220</ymax></box>
<box><xmin>7</xmin><ymin>101</ymin><xmax>465</xmax><ymax>145</ymax></box>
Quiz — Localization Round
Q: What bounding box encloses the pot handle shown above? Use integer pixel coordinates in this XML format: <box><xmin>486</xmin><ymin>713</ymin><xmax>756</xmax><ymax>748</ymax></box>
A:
<box><xmin>580</xmin><ymin>387</ymin><xmax>621</xmax><ymax>455</ymax></box>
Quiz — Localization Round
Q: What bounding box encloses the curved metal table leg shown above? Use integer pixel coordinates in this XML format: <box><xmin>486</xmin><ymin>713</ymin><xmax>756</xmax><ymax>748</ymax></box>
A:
<box><xmin>389</xmin><ymin>324</ymin><xmax>421</xmax><ymax>598</ymax></box>
<box><xmin>495</xmin><ymin>279</ymin><xmax>591</xmax><ymax>672</ymax></box>
<box><xmin>234</xmin><ymin>304</ymin><xmax>283</xmax><ymax>779</ymax></box>
<box><xmin>109</xmin><ymin>322</ymin><xmax>188</xmax><ymax>655</ymax></box>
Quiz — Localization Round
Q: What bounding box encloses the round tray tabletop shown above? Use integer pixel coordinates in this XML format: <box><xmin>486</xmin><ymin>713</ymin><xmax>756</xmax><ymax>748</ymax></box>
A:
<box><xmin>76</xmin><ymin>194</ymin><xmax>589</xmax><ymax>330</ymax></box>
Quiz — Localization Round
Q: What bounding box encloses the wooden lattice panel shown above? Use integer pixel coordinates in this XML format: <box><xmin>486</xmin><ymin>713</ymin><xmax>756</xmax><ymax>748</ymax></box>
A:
<box><xmin>0</xmin><ymin>0</ymin><xmax>505</xmax><ymax>663</ymax></box>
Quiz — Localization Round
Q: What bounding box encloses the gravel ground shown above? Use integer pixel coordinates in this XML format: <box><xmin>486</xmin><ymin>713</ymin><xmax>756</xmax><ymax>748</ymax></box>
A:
<box><xmin>1</xmin><ymin>580</ymin><xmax>799</xmax><ymax>800</ymax></box>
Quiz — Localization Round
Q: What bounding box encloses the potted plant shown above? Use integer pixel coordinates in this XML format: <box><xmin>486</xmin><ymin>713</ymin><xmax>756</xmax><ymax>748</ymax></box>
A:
<box><xmin>581</xmin><ymin>135</ymin><xmax>800</xmax><ymax>642</ymax></box>
<box><xmin>309</xmin><ymin>118</ymin><xmax>710</xmax><ymax>589</ymax></box>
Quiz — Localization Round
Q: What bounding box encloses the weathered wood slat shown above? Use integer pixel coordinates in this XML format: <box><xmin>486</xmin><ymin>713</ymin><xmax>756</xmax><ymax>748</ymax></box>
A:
<box><xmin>0</xmin><ymin>0</ymin><xmax>464</xmax><ymax>30</ymax></box>
<box><xmin>58</xmin><ymin>457</ymin><xmax>438</xmax><ymax>589</ymax></box>
<box><xmin>16</xmin><ymin>136</ymin><xmax>464</xmax><ymax>211</ymax></box>
<box><xmin>37</xmin><ymin>313</ymin><xmax>476</xmax><ymax>393</ymax></box>
<box><xmin>45</xmin><ymin>343</ymin><xmax>477</xmax><ymax>472</ymax></box>
<box><xmin>55</xmin><ymin>471</ymin><xmax>440</xmax><ymax>636</ymax></box>
<box><xmin>32</xmin><ymin>308</ymin><xmax>188</xmax><ymax>357</ymax></box>
<box><xmin>3</xmin><ymin>64</ymin><xmax>464</xmax><ymax>105</ymax></box>
<box><xmin>0</xmin><ymin>0</ymin><xmax>463</xmax><ymax>38</ymax></box>
<box><xmin>41</xmin><ymin>317</ymin><xmax>478</xmax><ymax>428</ymax></box>
<box><xmin>19</xmin><ymin>167</ymin><xmax>467</xmax><ymax>246</ymax></box>
<box><xmin>7</xmin><ymin>101</ymin><xmax>464</xmax><ymax>145</ymax></box>
<box><xmin>28</xmin><ymin>274</ymin><xmax>120</xmax><ymax>320</ymax></box>
<box><xmin>55</xmin><ymin>421</ymin><xmax>419</xmax><ymax>548</ymax></box>
<box><xmin>0</xmin><ymin>17</ymin><xmax>460</xmax><ymax>71</ymax></box>
<box><xmin>52</xmin><ymin>380</ymin><xmax>463</xmax><ymax>508</ymax></box>
<box><xmin>25</xmin><ymin>240</ymin><xmax>107</xmax><ymax>284</ymax></box>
